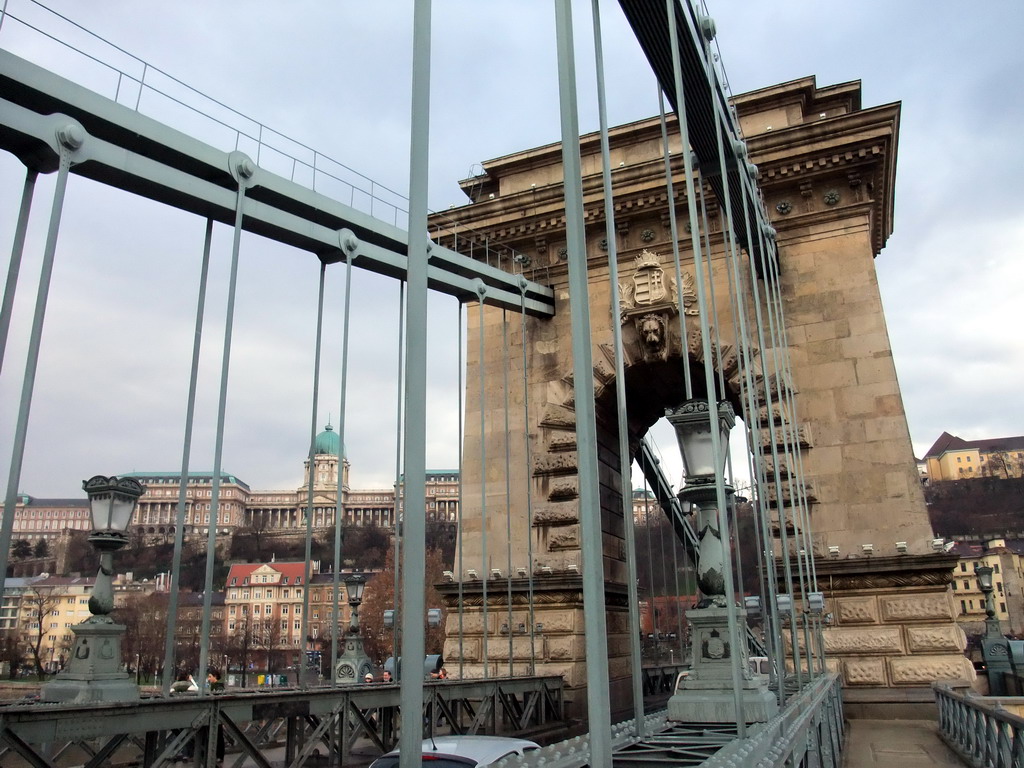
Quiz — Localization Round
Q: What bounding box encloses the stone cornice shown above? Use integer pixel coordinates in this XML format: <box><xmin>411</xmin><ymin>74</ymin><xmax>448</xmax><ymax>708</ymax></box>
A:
<box><xmin>435</xmin><ymin>574</ymin><xmax>631</xmax><ymax>609</ymax></box>
<box><xmin>731</xmin><ymin>76</ymin><xmax>862</xmax><ymax>120</ymax></box>
<box><xmin>808</xmin><ymin>553</ymin><xmax>959</xmax><ymax>593</ymax></box>
<box><xmin>433</xmin><ymin>84</ymin><xmax>899</xmax><ymax>259</ymax></box>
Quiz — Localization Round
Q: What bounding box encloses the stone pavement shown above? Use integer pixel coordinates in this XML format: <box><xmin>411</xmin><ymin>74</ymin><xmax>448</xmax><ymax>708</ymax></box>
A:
<box><xmin>843</xmin><ymin>719</ymin><xmax>965</xmax><ymax>767</ymax></box>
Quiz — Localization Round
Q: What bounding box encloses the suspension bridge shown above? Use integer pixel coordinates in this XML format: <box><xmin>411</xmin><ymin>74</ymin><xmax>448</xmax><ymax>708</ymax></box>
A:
<box><xmin>0</xmin><ymin>1</ymin><xmax>990</xmax><ymax>766</ymax></box>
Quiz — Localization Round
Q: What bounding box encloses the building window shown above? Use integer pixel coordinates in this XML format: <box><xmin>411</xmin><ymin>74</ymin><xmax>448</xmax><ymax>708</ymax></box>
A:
<box><xmin>994</xmin><ymin>564</ymin><xmax>1001</xmax><ymax>574</ymax></box>
<box><xmin>952</xmin><ymin>582</ymin><xmax>957</xmax><ymax>591</ymax></box>
<box><xmin>964</xmin><ymin>581</ymin><xmax>969</xmax><ymax>590</ymax></box>
<box><xmin>960</xmin><ymin>600</ymin><xmax>967</xmax><ymax>613</ymax></box>
<box><xmin>1001</xmin><ymin>602</ymin><xmax>1007</xmax><ymax>613</ymax></box>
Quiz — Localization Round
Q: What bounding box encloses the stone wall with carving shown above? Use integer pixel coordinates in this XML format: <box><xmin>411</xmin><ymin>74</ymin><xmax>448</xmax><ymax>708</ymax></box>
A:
<box><xmin>814</xmin><ymin>554</ymin><xmax>975</xmax><ymax>688</ymax></box>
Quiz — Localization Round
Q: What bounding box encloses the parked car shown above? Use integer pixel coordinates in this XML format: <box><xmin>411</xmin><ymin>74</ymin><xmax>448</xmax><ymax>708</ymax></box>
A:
<box><xmin>368</xmin><ymin>736</ymin><xmax>540</xmax><ymax>768</ymax></box>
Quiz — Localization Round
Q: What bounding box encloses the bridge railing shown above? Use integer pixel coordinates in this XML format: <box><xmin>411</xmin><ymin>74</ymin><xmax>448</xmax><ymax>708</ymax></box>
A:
<box><xmin>0</xmin><ymin>676</ymin><xmax>565</xmax><ymax>767</ymax></box>
<box><xmin>497</xmin><ymin>672</ymin><xmax>844</xmax><ymax>768</ymax></box>
<box><xmin>935</xmin><ymin>682</ymin><xmax>1024</xmax><ymax>767</ymax></box>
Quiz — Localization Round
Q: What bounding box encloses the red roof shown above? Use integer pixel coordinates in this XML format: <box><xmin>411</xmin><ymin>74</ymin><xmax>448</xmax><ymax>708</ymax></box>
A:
<box><xmin>225</xmin><ymin>561</ymin><xmax>310</xmax><ymax>586</ymax></box>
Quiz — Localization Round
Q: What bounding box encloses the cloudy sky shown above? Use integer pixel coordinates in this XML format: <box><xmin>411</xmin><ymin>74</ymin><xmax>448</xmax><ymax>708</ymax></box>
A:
<box><xmin>0</xmin><ymin>1</ymin><xmax>1021</xmax><ymax>500</ymax></box>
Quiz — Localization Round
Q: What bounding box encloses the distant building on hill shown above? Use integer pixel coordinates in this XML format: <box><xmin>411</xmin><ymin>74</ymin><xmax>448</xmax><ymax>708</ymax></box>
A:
<box><xmin>923</xmin><ymin>432</ymin><xmax>1024</xmax><ymax>481</ymax></box>
<box><xmin>2</xmin><ymin>424</ymin><xmax>460</xmax><ymax>549</ymax></box>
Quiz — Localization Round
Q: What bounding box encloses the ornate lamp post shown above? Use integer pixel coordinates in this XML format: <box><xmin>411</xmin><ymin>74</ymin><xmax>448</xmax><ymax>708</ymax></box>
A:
<box><xmin>334</xmin><ymin>573</ymin><xmax>373</xmax><ymax>683</ymax></box>
<box><xmin>666</xmin><ymin>399</ymin><xmax>777</xmax><ymax>724</ymax></box>
<box><xmin>976</xmin><ymin>562</ymin><xmax>1011</xmax><ymax>694</ymax></box>
<box><xmin>667</xmin><ymin>399</ymin><xmax>735</xmax><ymax>606</ymax></box>
<box><xmin>42</xmin><ymin>475</ymin><xmax>143</xmax><ymax>703</ymax></box>
<box><xmin>975</xmin><ymin>564</ymin><xmax>1000</xmax><ymax>639</ymax></box>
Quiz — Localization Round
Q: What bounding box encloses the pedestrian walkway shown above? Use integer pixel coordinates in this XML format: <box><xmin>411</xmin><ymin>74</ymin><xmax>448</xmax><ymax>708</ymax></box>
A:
<box><xmin>843</xmin><ymin>719</ymin><xmax>965</xmax><ymax>767</ymax></box>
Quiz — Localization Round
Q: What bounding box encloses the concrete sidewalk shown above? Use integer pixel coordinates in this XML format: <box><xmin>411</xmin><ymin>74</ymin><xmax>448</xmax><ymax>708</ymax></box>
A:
<box><xmin>843</xmin><ymin>719</ymin><xmax>965</xmax><ymax>767</ymax></box>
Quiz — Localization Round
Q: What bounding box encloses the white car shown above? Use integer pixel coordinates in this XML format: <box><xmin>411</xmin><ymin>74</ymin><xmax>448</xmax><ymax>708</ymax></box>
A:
<box><xmin>368</xmin><ymin>735</ymin><xmax>540</xmax><ymax>768</ymax></box>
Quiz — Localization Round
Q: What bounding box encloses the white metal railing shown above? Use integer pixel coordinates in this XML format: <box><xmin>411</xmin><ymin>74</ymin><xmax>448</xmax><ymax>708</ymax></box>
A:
<box><xmin>496</xmin><ymin>673</ymin><xmax>844</xmax><ymax>768</ymax></box>
<box><xmin>935</xmin><ymin>682</ymin><xmax>1024</xmax><ymax>767</ymax></box>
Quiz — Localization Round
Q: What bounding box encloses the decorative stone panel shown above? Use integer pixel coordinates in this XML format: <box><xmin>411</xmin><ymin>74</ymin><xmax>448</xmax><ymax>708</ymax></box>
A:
<box><xmin>532</xmin><ymin>502</ymin><xmax>578</xmax><ymax>526</ymax></box>
<box><xmin>890</xmin><ymin>655</ymin><xmax>975</xmax><ymax>685</ymax></box>
<box><xmin>823</xmin><ymin>626</ymin><xmax>903</xmax><ymax>656</ymax></box>
<box><xmin>835</xmin><ymin>596</ymin><xmax>879</xmax><ymax>625</ymax></box>
<box><xmin>843</xmin><ymin>658</ymin><xmax>887</xmax><ymax>686</ymax></box>
<box><xmin>880</xmin><ymin>594</ymin><xmax>953</xmax><ymax>623</ymax></box>
<box><xmin>533</xmin><ymin>452</ymin><xmax>578</xmax><ymax>476</ymax></box>
<box><xmin>548</xmin><ymin>480</ymin><xmax>578</xmax><ymax>501</ymax></box>
<box><xmin>534</xmin><ymin>610</ymin><xmax>575</xmax><ymax>634</ymax></box>
<box><xmin>548</xmin><ymin>525</ymin><xmax>580</xmax><ymax>550</ymax></box>
<box><xmin>548</xmin><ymin>433</ymin><xmax>576</xmax><ymax>451</ymax></box>
<box><xmin>546</xmin><ymin>637</ymin><xmax>576</xmax><ymax>660</ymax></box>
<box><xmin>905</xmin><ymin>625</ymin><xmax>967</xmax><ymax>654</ymax></box>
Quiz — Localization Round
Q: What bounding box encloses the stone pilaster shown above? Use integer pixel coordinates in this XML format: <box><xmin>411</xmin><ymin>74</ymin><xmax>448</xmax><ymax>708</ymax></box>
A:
<box><xmin>437</xmin><ymin>576</ymin><xmax>633</xmax><ymax>719</ymax></box>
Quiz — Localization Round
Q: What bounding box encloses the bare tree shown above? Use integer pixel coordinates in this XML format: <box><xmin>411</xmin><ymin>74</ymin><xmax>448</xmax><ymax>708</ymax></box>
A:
<box><xmin>116</xmin><ymin>592</ymin><xmax>169</xmax><ymax>684</ymax></box>
<box><xmin>360</xmin><ymin>544</ymin><xmax>447</xmax><ymax>665</ymax></box>
<box><xmin>224</xmin><ymin>612</ymin><xmax>257</xmax><ymax>687</ymax></box>
<box><xmin>21</xmin><ymin>585</ymin><xmax>66</xmax><ymax>680</ymax></box>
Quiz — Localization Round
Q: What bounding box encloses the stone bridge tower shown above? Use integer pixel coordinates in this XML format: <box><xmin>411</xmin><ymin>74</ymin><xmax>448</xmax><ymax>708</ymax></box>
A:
<box><xmin>431</xmin><ymin>77</ymin><xmax>971</xmax><ymax>716</ymax></box>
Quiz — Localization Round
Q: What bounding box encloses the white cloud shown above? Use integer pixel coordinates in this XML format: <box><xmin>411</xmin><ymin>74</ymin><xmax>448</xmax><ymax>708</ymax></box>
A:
<box><xmin>0</xmin><ymin>0</ymin><xmax>1021</xmax><ymax>501</ymax></box>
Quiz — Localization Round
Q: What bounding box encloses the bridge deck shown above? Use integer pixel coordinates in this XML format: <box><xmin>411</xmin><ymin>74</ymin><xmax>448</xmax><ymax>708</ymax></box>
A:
<box><xmin>845</xmin><ymin>719</ymin><xmax>964</xmax><ymax>767</ymax></box>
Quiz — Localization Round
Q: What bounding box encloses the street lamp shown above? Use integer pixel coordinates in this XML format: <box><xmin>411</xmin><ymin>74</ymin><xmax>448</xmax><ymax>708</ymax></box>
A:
<box><xmin>665</xmin><ymin>401</ymin><xmax>778</xmax><ymax>725</ymax></box>
<box><xmin>42</xmin><ymin>475</ymin><xmax>143</xmax><ymax>703</ymax></box>
<box><xmin>666</xmin><ymin>399</ymin><xmax>735</xmax><ymax>606</ymax></box>
<box><xmin>334</xmin><ymin>573</ymin><xmax>372</xmax><ymax>684</ymax></box>
<box><xmin>975</xmin><ymin>564</ymin><xmax>1000</xmax><ymax>638</ymax></box>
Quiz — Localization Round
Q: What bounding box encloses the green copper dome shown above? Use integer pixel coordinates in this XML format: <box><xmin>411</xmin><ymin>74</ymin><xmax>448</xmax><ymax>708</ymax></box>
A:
<box><xmin>313</xmin><ymin>423</ymin><xmax>343</xmax><ymax>456</ymax></box>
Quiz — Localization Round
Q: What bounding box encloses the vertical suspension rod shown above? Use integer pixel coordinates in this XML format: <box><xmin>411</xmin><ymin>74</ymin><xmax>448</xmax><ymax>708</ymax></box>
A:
<box><xmin>657</xmin><ymin>90</ymin><xmax>693</xmax><ymax>401</ymax></box>
<box><xmin>0</xmin><ymin>132</ymin><xmax>77</xmax><ymax>609</ymax></box>
<box><xmin>590</xmin><ymin>0</ymin><xmax>645</xmax><ymax>735</ymax></box>
<box><xmin>198</xmin><ymin>154</ymin><xmax>251</xmax><ymax>693</ymax></box>
<box><xmin>553</xmin><ymin>1</ymin><xmax>612</xmax><ymax>762</ymax></box>
<box><xmin>0</xmin><ymin>168</ymin><xmax>37</xmax><ymax>377</ymax></box>
<box><xmin>502</xmin><ymin>310</ymin><xmax>514</xmax><ymax>675</ymax></box>
<box><xmin>456</xmin><ymin>301</ymin><xmax>466</xmax><ymax>680</ymax></box>
<box><xmin>162</xmin><ymin>217</ymin><xmax>213</xmax><ymax>694</ymax></box>
<box><xmin>476</xmin><ymin>283</ymin><xmax>489</xmax><ymax>677</ymax></box>
<box><xmin>331</xmin><ymin>249</ymin><xmax>355</xmax><ymax>680</ymax></box>
<box><xmin>733</xmin><ymin>154</ymin><xmax>804</xmax><ymax>689</ymax></box>
<box><xmin>392</xmin><ymin>282</ymin><xmax>406</xmax><ymax>677</ymax></box>
<box><xmin>398</xmin><ymin>0</ymin><xmax>431</xmax><ymax>762</ymax></box>
<box><xmin>299</xmin><ymin>262</ymin><xmax>327</xmax><ymax>687</ymax></box>
<box><xmin>518</xmin><ymin>281</ymin><xmax>538</xmax><ymax>676</ymax></box>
